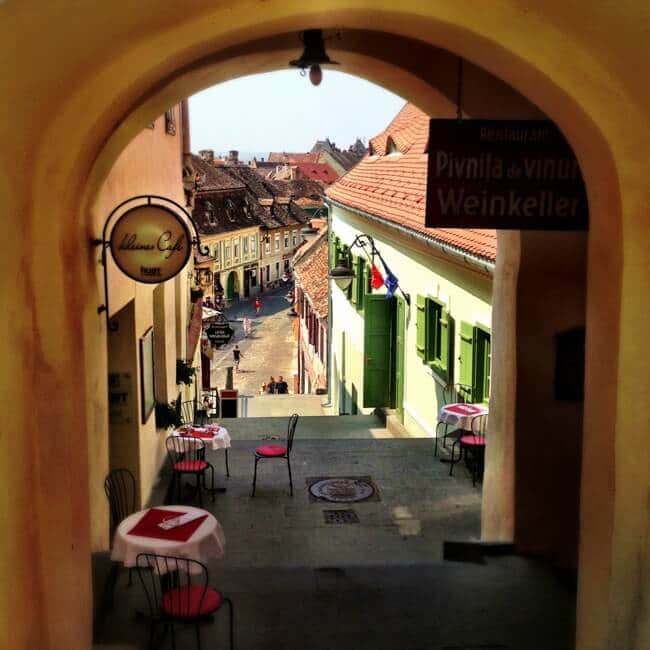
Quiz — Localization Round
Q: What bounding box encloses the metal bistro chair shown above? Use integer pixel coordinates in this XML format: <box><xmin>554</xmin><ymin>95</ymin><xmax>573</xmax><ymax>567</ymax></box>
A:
<box><xmin>165</xmin><ymin>436</ymin><xmax>217</xmax><ymax>507</ymax></box>
<box><xmin>251</xmin><ymin>413</ymin><xmax>298</xmax><ymax>497</ymax></box>
<box><xmin>449</xmin><ymin>413</ymin><xmax>488</xmax><ymax>486</ymax></box>
<box><xmin>434</xmin><ymin>383</ymin><xmax>472</xmax><ymax>456</ymax></box>
<box><xmin>135</xmin><ymin>553</ymin><xmax>233</xmax><ymax>650</ymax></box>
<box><xmin>180</xmin><ymin>398</ymin><xmax>229</xmax><ymax>479</ymax></box>
<box><xmin>104</xmin><ymin>467</ymin><xmax>137</xmax><ymax>590</ymax></box>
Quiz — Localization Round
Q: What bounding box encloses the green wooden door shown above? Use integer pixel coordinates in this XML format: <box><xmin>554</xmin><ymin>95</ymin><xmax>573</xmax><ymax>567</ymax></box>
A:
<box><xmin>394</xmin><ymin>296</ymin><xmax>406</xmax><ymax>420</ymax></box>
<box><xmin>363</xmin><ymin>295</ymin><xmax>394</xmax><ymax>408</ymax></box>
<box><xmin>226</xmin><ymin>272</ymin><xmax>235</xmax><ymax>300</ymax></box>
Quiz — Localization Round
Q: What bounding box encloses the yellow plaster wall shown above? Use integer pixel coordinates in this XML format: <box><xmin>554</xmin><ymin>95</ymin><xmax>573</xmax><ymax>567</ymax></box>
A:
<box><xmin>0</xmin><ymin>3</ymin><xmax>648</xmax><ymax>649</ymax></box>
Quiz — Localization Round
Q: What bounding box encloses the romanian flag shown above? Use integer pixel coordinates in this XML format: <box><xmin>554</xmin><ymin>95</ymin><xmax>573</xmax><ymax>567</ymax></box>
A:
<box><xmin>371</xmin><ymin>264</ymin><xmax>384</xmax><ymax>290</ymax></box>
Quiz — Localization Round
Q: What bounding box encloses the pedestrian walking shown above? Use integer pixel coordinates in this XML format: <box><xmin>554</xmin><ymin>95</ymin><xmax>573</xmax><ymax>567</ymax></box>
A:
<box><xmin>243</xmin><ymin>316</ymin><xmax>252</xmax><ymax>337</ymax></box>
<box><xmin>254</xmin><ymin>296</ymin><xmax>262</xmax><ymax>314</ymax></box>
<box><xmin>233</xmin><ymin>345</ymin><xmax>243</xmax><ymax>372</ymax></box>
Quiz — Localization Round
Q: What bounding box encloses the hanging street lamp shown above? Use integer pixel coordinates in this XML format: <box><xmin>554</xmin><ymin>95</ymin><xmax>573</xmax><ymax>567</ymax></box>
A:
<box><xmin>289</xmin><ymin>29</ymin><xmax>339</xmax><ymax>86</ymax></box>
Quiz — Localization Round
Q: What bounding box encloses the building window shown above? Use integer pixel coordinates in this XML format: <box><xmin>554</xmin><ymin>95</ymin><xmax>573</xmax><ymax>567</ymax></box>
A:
<box><xmin>292</xmin><ymin>230</ymin><xmax>298</xmax><ymax>246</ymax></box>
<box><xmin>205</xmin><ymin>210</ymin><xmax>216</xmax><ymax>226</ymax></box>
<box><xmin>243</xmin><ymin>237</ymin><xmax>249</xmax><ymax>256</ymax></box>
<box><xmin>284</xmin><ymin>232</ymin><xmax>290</xmax><ymax>248</ymax></box>
<box><xmin>164</xmin><ymin>108</ymin><xmax>176</xmax><ymax>136</ymax></box>
<box><xmin>275</xmin><ymin>233</ymin><xmax>281</xmax><ymax>251</ymax></box>
<box><xmin>233</xmin><ymin>238</ymin><xmax>240</xmax><ymax>259</ymax></box>
<box><xmin>224</xmin><ymin>242</ymin><xmax>231</xmax><ymax>262</ymax></box>
<box><xmin>265</xmin><ymin>237</ymin><xmax>271</xmax><ymax>254</ymax></box>
<box><xmin>266</xmin><ymin>265</ymin><xmax>270</xmax><ymax>282</ymax></box>
<box><xmin>251</xmin><ymin>235</ymin><xmax>257</xmax><ymax>256</ymax></box>
<box><xmin>275</xmin><ymin>261</ymin><xmax>280</xmax><ymax>278</ymax></box>
<box><xmin>213</xmin><ymin>243</ymin><xmax>220</xmax><ymax>261</ymax></box>
<box><xmin>416</xmin><ymin>295</ymin><xmax>453</xmax><ymax>383</ymax></box>
<box><xmin>284</xmin><ymin>259</ymin><xmax>290</xmax><ymax>272</ymax></box>
<box><xmin>458</xmin><ymin>322</ymin><xmax>491</xmax><ymax>404</ymax></box>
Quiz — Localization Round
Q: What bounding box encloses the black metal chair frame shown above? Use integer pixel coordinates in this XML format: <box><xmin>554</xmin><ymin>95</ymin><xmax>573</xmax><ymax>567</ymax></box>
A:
<box><xmin>166</xmin><ymin>436</ymin><xmax>216</xmax><ymax>506</ymax></box>
<box><xmin>251</xmin><ymin>413</ymin><xmax>298</xmax><ymax>497</ymax></box>
<box><xmin>135</xmin><ymin>553</ymin><xmax>233</xmax><ymax>650</ymax></box>
<box><xmin>179</xmin><ymin>398</ymin><xmax>230</xmax><ymax>479</ymax></box>
<box><xmin>449</xmin><ymin>413</ymin><xmax>488</xmax><ymax>486</ymax></box>
<box><xmin>434</xmin><ymin>382</ymin><xmax>473</xmax><ymax>456</ymax></box>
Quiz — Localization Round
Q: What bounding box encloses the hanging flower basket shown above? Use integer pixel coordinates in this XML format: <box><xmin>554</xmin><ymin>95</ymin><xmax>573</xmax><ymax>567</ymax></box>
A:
<box><xmin>190</xmin><ymin>287</ymin><xmax>204</xmax><ymax>303</ymax></box>
<box><xmin>176</xmin><ymin>359</ymin><xmax>195</xmax><ymax>385</ymax></box>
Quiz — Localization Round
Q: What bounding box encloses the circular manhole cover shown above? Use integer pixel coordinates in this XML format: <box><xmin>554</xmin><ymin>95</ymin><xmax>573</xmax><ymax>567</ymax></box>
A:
<box><xmin>309</xmin><ymin>478</ymin><xmax>375</xmax><ymax>503</ymax></box>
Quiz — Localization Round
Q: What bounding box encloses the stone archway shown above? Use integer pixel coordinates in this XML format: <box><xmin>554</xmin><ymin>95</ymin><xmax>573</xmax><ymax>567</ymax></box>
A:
<box><xmin>2</xmin><ymin>4</ymin><xmax>649</xmax><ymax>649</ymax></box>
<box><xmin>226</xmin><ymin>270</ymin><xmax>239</xmax><ymax>301</ymax></box>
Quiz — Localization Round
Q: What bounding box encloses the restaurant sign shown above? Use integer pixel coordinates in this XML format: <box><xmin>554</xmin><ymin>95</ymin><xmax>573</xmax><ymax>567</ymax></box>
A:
<box><xmin>206</xmin><ymin>321</ymin><xmax>234</xmax><ymax>347</ymax></box>
<box><xmin>425</xmin><ymin>120</ymin><xmax>588</xmax><ymax>230</ymax></box>
<box><xmin>109</xmin><ymin>204</ymin><xmax>192</xmax><ymax>283</ymax></box>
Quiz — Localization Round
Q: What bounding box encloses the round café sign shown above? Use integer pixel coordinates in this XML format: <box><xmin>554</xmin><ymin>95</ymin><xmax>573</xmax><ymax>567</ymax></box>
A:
<box><xmin>109</xmin><ymin>204</ymin><xmax>192</xmax><ymax>283</ymax></box>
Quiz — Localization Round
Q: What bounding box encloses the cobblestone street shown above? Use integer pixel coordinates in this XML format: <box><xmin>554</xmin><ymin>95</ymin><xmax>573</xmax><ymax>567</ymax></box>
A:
<box><xmin>209</xmin><ymin>285</ymin><xmax>298</xmax><ymax>397</ymax></box>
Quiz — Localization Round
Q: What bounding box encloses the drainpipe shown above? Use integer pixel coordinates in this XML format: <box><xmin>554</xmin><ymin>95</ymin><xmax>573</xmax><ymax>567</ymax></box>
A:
<box><xmin>326</xmin><ymin>200</ymin><xmax>333</xmax><ymax>408</ymax></box>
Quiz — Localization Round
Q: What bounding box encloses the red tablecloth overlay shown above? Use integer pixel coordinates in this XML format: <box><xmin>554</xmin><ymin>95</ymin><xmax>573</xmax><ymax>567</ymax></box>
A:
<box><xmin>444</xmin><ymin>403</ymin><xmax>483</xmax><ymax>416</ymax></box>
<box><xmin>180</xmin><ymin>426</ymin><xmax>221</xmax><ymax>439</ymax></box>
<box><xmin>127</xmin><ymin>508</ymin><xmax>208</xmax><ymax>543</ymax></box>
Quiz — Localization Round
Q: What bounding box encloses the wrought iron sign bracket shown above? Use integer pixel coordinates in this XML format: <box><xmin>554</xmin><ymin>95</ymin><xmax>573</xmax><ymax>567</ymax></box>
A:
<box><xmin>91</xmin><ymin>195</ymin><xmax>208</xmax><ymax>331</ymax></box>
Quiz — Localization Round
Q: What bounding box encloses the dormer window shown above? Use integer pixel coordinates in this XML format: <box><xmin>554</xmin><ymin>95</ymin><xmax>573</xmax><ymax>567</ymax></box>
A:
<box><xmin>386</xmin><ymin>136</ymin><xmax>400</xmax><ymax>155</ymax></box>
<box><xmin>205</xmin><ymin>210</ymin><xmax>216</xmax><ymax>226</ymax></box>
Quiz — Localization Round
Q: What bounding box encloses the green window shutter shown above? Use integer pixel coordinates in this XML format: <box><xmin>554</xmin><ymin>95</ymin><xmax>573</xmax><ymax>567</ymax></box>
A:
<box><xmin>473</xmin><ymin>326</ymin><xmax>491</xmax><ymax>404</ymax></box>
<box><xmin>459</xmin><ymin>321</ymin><xmax>474</xmax><ymax>400</ymax></box>
<box><xmin>425</xmin><ymin>298</ymin><xmax>442</xmax><ymax>365</ymax></box>
<box><xmin>350</xmin><ymin>256</ymin><xmax>359</xmax><ymax>305</ymax></box>
<box><xmin>439</xmin><ymin>310</ymin><xmax>454</xmax><ymax>383</ymax></box>
<box><xmin>416</xmin><ymin>295</ymin><xmax>426</xmax><ymax>360</ymax></box>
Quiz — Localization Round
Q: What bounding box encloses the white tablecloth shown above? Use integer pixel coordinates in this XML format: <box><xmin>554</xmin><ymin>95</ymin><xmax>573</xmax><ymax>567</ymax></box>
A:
<box><xmin>111</xmin><ymin>505</ymin><xmax>226</xmax><ymax>572</ymax></box>
<box><xmin>438</xmin><ymin>403</ymin><xmax>488</xmax><ymax>431</ymax></box>
<box><xmin>173</xmin><ymin>425</ymin><xmax>231</xmax><ymax>451</ymax></box>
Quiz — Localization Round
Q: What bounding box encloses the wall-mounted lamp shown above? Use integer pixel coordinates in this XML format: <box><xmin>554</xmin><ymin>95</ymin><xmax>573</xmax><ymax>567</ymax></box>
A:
<box><xmin>289</xmin><ymin>29</ymin><xmax>339</xmax><ymax>86</ymax></box>
<box><xmin>327</xmin><ymin>234</ymin><xmax>410</xmax><ymax>305</ymax></box>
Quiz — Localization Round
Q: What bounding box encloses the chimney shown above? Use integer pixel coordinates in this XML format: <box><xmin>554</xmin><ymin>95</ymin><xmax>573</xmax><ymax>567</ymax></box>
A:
<box><xmin>199</xmin><ymin>149</ymin><xmax>214</xmax><ymax>163</ymax></box>
<box><xmin>228</xmin><ymin>150</ymin><xmax>239</xmax><ymax>164</ymax></box>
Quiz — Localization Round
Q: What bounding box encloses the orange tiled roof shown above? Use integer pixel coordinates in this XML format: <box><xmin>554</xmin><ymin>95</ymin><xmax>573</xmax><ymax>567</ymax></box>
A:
<box><xmin>295</xmin><ymin>162</ymin><xmax>339</xmax><ymax>184</ymax></box>
<box><xmin>294</xmin><ymin>227</ymin><xmax>329</xmax><ymax>318</ymax></box>
<box><xmin>326</xmin><ymin>103</ymin><xmax>497</xmax><ymax>263</ymax></box>
<box><xmin>268</xmin><ymin>152</ymin><xmax>320</xmax><ymax>164</ymax></box>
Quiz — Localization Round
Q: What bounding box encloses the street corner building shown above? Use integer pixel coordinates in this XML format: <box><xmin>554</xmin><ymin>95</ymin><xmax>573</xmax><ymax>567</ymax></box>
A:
<box><xmin>326</xmin><ymin>103</ymin><xmax>495</xmax><ymax>433</ymax></box>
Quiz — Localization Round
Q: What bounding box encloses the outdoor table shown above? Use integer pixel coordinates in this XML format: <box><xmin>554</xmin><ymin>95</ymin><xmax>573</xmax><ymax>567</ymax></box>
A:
<box><xmin>172</xmin><ymin>424</ymin><xmax>231</xmax><ymax>451</ymax></box>
<box><xmin>111</xmin><ymin>505</ymin><xmax>226</xmax><ymax>572</ymax></box>
<box><xmin>437</xmin><ymin>403</ymin><xmax>488</xmax><ymax>462</ymax></box>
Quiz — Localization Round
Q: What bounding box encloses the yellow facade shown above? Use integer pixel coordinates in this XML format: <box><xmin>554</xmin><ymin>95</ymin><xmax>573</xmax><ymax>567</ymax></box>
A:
<box><xmin>1</xmin><ymin>3</ymin><xmax>649</xmax><ymax>649</ymax></box>
<box><xmin>198</xmin><ymin>226</ymin><xmax>261</xmax><ymax>300</ymax></box>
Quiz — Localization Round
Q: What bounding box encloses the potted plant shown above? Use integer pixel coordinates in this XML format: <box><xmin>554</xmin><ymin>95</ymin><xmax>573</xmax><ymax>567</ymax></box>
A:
<box><xmin>155</xmin><ymin>401</ymin><xmax>182</xmax><ymax>429</ymax></box>
<box><xmin>176</xmin><ymin>359</ymin><xmax>195</xmax><ymax>385</ymax></box>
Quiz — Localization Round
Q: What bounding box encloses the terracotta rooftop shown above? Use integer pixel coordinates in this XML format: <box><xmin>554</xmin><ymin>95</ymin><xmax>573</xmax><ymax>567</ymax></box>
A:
<box><xmin>191</xmin><ymin>154</ymin><xmax>244</xmax><ymax>192</ymax></box>
<box><xmin>293</xmin><ymin>227</ymin><xmax>329</xmax><ymax>319</ymax></box>
<box><xmin>294</xmin><ymin>162</ymin><xmax>338</xmax><ymax>184</ymax></box>
<box><xmin>326</xmin><ymin>103</ymin><xmax>497</xmax><ymax>263</ymax></box>
<box><xmin>268</xmin><ymin>152</ymin><xmax>320</xmax><ymax>164</ymax></box>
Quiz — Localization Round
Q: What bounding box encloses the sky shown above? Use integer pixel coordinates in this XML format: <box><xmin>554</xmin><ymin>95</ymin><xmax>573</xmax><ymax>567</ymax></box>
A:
<box><xmin>189</xmin><ymin>70</ymin><xmax>406</xmax><ymax>158</ymax></box>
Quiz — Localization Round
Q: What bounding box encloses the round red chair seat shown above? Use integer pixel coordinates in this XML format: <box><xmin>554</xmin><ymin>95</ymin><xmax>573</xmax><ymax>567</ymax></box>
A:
<box><xmin>174</xmin><ymin>459</ymin><xmax>208</xmax><ymax>472</ymax></box>
<box><xmin>161</xmin><ymin>585</ymin><xmax>222</xmax><ymax>618</ymax></box>
<box><xmin>255</xmin><ymin>444</ymin><xmax>287</xmax><ymax>457</ymax></box>
<box><xmin>460</xmin><ymin>435</ymin><xmax>486</xmax><ymax>447</ymax></box>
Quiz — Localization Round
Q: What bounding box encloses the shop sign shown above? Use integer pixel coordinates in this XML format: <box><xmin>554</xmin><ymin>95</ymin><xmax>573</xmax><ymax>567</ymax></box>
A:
<box><xmin>206</xmin><ymin>321</ymin><xmax>234</xmax><ymax>346</ymax></box>
<box><xmin>109</xmin><ymin>204</ymin><xmax>192</xmax><ymax>282</ymax></box>
<box><xmin>425</xmin><ymin>120</ymin><xmax>588</xmax><ymax>230</ymax></box>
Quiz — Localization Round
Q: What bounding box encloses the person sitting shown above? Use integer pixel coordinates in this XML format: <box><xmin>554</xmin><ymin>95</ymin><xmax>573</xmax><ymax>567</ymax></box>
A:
<box><xmin>266</xmin><ymin>376</ymin><xmax>276</xmax><ymax>394</ymax></box>
<box><xmin>276</xmin><ymin>376</ymin><xmax>289</xmax><ymax>394</ymax></box>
